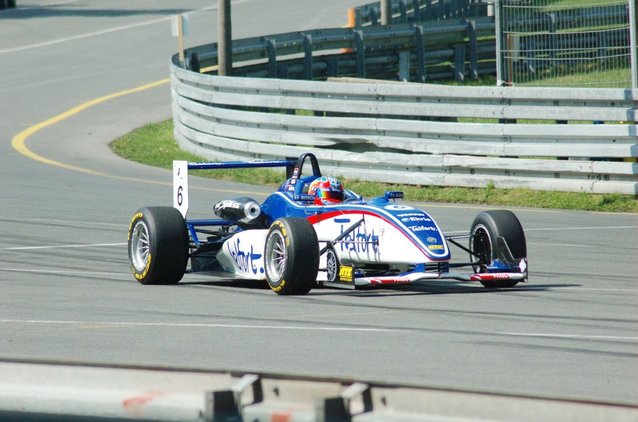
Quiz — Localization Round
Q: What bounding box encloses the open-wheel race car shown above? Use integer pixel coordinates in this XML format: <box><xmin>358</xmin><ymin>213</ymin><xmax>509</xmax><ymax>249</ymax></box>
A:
<box><xmin>127</xmin><ymin>153</ymin><xmax>528</xmax><ymax>295</ymax></box>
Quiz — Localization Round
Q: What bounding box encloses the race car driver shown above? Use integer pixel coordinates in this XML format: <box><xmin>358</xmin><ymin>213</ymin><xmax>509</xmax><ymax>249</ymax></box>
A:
<box><xmin>307</xmin><ymin>176</ymin><xmax>345</xmax><ymax>205</ymax></box>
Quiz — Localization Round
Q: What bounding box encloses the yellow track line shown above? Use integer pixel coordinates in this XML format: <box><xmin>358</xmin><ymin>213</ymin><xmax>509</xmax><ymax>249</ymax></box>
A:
<box><xmin>11</xmin><ymin>78</ymin><xmax>170</xmax><ymax>176</ymax></box>
<box><xmin>8</xmin><ymin>69</ymin><xmax>265</xmax><ymax>196</ymax></box>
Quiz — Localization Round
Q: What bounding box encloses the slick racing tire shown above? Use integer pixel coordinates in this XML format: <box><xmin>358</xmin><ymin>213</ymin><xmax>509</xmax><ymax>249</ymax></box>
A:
<box><xmin>128</xmin><ymin>207</ymin><xmax>189</xmax><ymax>285</ymax></box>
<box><xmin>264</xmin><ymin>218</ymin><xmax>319</xmax><ymax>295</ymax></box>
<box><xmin>470</xmin><ymin>210</ymin><xmax>526</xmax><ymax>289</ymax></box>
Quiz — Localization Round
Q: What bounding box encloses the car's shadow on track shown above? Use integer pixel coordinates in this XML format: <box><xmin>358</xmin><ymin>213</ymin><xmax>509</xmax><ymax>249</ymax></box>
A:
<box><xmin>308</xmin><ymin>283</ymin><xmax>577</xmax><ymax>297</ymax></box>
<box><xmin>179</xmin><ymin>278</ymin><xmax>578</xmax><ymax>296</ymax></box>
<box><xmin>179</xmin><ymin>279</ymin><xmax>270</xmax><ymax>290</ymax></box>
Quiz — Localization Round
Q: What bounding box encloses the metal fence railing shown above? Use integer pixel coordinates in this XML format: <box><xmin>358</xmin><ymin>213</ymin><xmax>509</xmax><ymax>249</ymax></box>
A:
<box><xmin>171</xmin><ymin>1</ymin><xmax>637</xmax><ymax>195</ymax></box>
<box><xmin>496</xmin><ymin>0</ymin><xmax>636</xmax><ymax>87</ymax></box>
<box><xmin>171</xmin><ymin>62</ymin><xmax>638</xmax><ymax>195</ymax></box>
<box><xmin>352</xmin><ymin>0</ymin><xmax>488</xmax><ymax>26</ymax></box>
<box><xmin>185</xmin><ymin>18</ymin><xmax>495</xmax><ymax>83</ymax></box>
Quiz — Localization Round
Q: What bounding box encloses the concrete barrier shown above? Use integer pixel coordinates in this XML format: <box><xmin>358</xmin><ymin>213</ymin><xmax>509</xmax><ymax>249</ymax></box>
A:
<box><xmin>2</xmin><ymin>359</ymin><xmax>637</xmax><ymax>421</ymax></box>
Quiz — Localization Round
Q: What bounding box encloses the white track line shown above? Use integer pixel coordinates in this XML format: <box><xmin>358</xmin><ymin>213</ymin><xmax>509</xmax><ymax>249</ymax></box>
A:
<box><xmin>0</xmin><ymin>268</ymin><xmax>129</xmax><ymax>276</ymax></box>
<box><xmin>0</xmin><ymin>319</ymin><xmax>406</xmax><ymax>333</ymax></box>
<box><xmin>0</xmin><ymin>217</ymin><xmax>124</xmax><ymax>227</ymax></box>
<box><xmin>497</xmin><ymin>332</ymin><xmax>638</xmax><ymax>342</ymax></box>
<box><xmin>0</xmin><ymin>17</ymin><xmax>175</xmax><ymax>54</ymax></box>
<box><xmin>0</xmin><ymin>4</ymin><xmax>219</xmax><ymax>55</ymax></box>
<box><xmin>446</xmin><ymin>225</ymin><xmax>637</xmax><ymax>235</ymax></box>
<box><xmin>1</xmin><ymin>319</ymin><xmax>634</xmax><ymax>339</ymax></box>
<box><xmin>527</xmin><ymin>242</ymin><xmax>591</xmax><ymax>248</ymax></box>
<box><xmin>3</xmin><ymin>242</ymin><xmax>126</xmax><ymax>251</ymax></box>
<box><xmin>0</xmin><ymin>2</ymin><xmax>250</xmax><ymax>54</ymax></box>
<box><xmin>525</xmin><ymin>225</ymin><xmax>638</xmax><ymax>232</ymax></box>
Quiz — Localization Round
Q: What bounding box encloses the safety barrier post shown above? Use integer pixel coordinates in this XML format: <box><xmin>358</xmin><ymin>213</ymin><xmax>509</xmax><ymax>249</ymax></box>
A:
<box><xmin>467</xmin><ymin>19</ymin><xmax>478</xmax><ymax>79</ymax></box>
<box><xmin>304</xmin><ymin>34</ymin><xmax>313</xmax><ymax>80</ymax></box>
<box><xmin>415</xmin><ymin>25</ymin><xmax>426</xmax><ymax>82</ymax></box>
<box><xmin>266</xmin><ymin>39</ymin><xmax>277</xmax><ymax>78</ymax></box>
<box><xmin>399</xmin><ymin>0</ymin><xmax>408</xmax><ymax>22</ymax></box>
<box><xmin>630</xmin><ymin>0</ymin><xmax>637</xmax><ymax>89</ymax></box>
<box><xmin>355</xmin><ymin>30</ymin><xmax>366</xmax><ymax>78</ymax></box>
<box><xmin>0</xmin><ymin>0</ymin><xmax>16</xmax><ymax>9</ymax></box>
<box><xmin>412</xmin><ymin>0</ymin><xmax>421</xmax><ymax>21</ymax></box>
<box><xmin>454</xmin><ymin>44</ymin><xmax>466</xmax><ymax>81</ymax></box>
<box><xmin>381</xmin><ymin>0</ymin><xmax>392</xmax><ymax>25</ymax></box>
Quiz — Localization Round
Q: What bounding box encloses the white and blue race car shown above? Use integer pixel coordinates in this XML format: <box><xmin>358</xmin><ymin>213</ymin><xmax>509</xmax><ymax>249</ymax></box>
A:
<box><xmin>128</xmin><ymin>153</ymin><xmax>528</xmax><ymax>295</ymax></box>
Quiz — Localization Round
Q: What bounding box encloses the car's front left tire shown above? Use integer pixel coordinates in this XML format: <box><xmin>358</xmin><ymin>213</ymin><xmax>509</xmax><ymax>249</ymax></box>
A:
<box><xmin>128</xmin><ymin>207</ymin><xmax>189</xmax><ymax>285</ymax></box>
<box><xmin>470</xmin><ymin>210</ymin><xmax>526</xmax><ymax>288</ymax></box>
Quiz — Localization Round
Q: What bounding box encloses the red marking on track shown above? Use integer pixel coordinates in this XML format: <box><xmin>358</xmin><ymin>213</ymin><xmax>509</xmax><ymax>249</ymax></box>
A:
<box><xmin>122</xmin><ymin>391</ymin><xmax>166</xmax><ymax>416</ymax></box>
<box><xmin>271</xmin><ymin>412</ymin><xmax>292</xmax><ymax>422</ymax></box>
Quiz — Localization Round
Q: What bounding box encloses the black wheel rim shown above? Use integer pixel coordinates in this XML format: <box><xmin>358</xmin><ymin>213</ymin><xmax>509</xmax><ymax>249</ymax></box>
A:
<box><xmin>471</xmin><ymin>226</ymin><xmax>491</xmax><ymax>272</ymax></box>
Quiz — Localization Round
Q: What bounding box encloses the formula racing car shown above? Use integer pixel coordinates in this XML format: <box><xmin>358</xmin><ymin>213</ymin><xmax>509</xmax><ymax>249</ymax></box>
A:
<box><xmin>127</xmin><ymin>153</ymin><xmax>528</xmax><ymax>295</ymax></box>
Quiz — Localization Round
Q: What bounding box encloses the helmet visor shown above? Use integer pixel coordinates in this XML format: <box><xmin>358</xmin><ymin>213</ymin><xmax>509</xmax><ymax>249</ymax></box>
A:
<box><xmin>317</xmin><ymin>189</ymin><xmax>343</xmax><ymax>202</ymax></box>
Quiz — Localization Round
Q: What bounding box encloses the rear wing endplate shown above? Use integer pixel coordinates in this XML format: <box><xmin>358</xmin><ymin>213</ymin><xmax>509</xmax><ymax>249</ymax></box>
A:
<box><xmin>172</xmin><ymin>159</ymin><xmax>296</xmax><ymax>218</ymax></box>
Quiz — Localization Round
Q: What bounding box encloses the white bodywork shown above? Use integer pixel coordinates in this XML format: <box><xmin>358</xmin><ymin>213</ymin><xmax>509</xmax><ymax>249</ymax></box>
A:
<box><xmin>215</xmin><ymin>206</ymin><xmax>451</xmax><ymax>284</ymax></box>
<box><xmin>217</xmin><ymin>230</ymin><xmax>268</xmax><ymax>280</ymax></box>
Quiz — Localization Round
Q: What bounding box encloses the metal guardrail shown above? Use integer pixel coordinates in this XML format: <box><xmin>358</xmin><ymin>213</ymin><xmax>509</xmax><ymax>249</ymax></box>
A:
<box><xmin>171</xmin><ymin>61</ymin><xmax>638</xmax><ymax>195</ymax></box>
<box><xmin>170</xmin><ymin>4</ymin><xmax>637</xmax><ymax>195</ymax></box>
<box><xmin>0</xmin><ymin>0</ymin><xmax>16</xmax><ymax>10</ymax></box>
<box><xmin>2</xmin><ymin>359</ymin><xmax>637</xmax><ymax>421</ymax></box>
<box><xmin>185</xmin><ymin>18</ymin><xmax>495</xmax><ymax>83</ymax></box>
<box><xmin>353</xmin><ymin>0</ymin><xmax>488</xmax><ymax>27</ymax></box>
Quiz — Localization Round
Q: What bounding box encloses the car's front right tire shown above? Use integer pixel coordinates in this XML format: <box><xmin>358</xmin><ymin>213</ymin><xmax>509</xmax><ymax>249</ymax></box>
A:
<box><xmin>264</xmin><ymin>218</ymin><xmax>319</xmax><ymax>295</ymax></box>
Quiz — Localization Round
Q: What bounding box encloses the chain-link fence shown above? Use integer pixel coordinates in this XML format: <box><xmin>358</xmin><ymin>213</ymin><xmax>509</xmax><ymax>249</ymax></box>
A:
<box><xmin>496</xmin><ymin>0</ymin><xmax>636</xmax><ymax>87</ymax></box>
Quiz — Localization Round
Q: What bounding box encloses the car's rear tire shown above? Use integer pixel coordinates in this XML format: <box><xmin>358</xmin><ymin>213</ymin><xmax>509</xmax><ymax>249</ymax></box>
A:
<box><xmin>470</xmin><ymin>210</ymin><xmax>526</xmax><ymax>288</ymax></box>
<box><xmin>264</xmin><ymin>218</ymin><xmax>319</xmax><ymax>295</ymax></box>
<box><xmin>128</xmin><ymin>207</ymin><xmax>189</xmax><ymax>285</ymax></box>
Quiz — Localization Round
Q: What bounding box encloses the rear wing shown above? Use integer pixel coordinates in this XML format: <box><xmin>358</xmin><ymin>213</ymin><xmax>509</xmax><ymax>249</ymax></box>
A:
<box><xmin>172</xmin><ymin>159</ymin><xmax>296</xmax><ymax>218</ymax></box>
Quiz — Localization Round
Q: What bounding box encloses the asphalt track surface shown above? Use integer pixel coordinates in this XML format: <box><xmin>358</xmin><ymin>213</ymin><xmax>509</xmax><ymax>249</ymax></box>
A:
<box><xmin>1</xmin><ymin>0</ymin><xmax>637</xmax><ymax>407</ymax></box>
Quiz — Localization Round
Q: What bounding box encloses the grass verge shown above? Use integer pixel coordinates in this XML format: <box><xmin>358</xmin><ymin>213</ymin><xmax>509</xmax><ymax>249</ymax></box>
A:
<box><xmin>111</xmin><ymin>120</ymin><xmax>638</xmax><ymax>213</ymax></box>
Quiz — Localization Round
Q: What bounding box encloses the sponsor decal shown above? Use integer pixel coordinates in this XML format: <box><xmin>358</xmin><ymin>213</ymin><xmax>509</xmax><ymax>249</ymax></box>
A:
<box><xmin>214</xmin><ymin>199</ymin><xmax>242</xmax><ymax>211</ymax></box>
<box><xmin>339</xmin><ymin>223</ymin><xmax>378</xmax><ymax>254</ymax></box>
<box><xmin>128</xmin><ymin>212</ymin><xmax>144</xmax><ymax>241</ymax></box>
<box><xmin>410</xmin><ymin>225</ymin><xmax>437</xmax><ymax>232</ymax></box>
<box><xmin>401</xmin><ymin>216</ymin><xmax>432</xmax><ymax>223</ymax></box>
<box><xmin>293</xmin><ymin>194</ymin><xmax>315</xmax><ymax>202</ymax></box>
<box><xmin>229</xmin><ymin>238</ymin><xmax>263</xmax><ymax>275</ymax></box>
<box><xmin>271</xmin><ymin>279</ymin><xmax>285</xmax><ymax>292</ymax></box>
<box><xmin>472</xmin><ymin>273</ymin><xmax>512</xmax><ymax>281</ymax></box>
<box><xmin>396</xmin><ymin>212</ymin><xmax>423</xmax><ymax>217</ymax></box>
<box><xmin>384</xmin><ymin>204</ymin><xmax>414</xmax><ymax>211</ymax></box>
<box><xmin>370</xmin><ymin>277</ymin><xmax>410</xmax><ymax>285</ymax></box>
<box><xmin>425</xmin><ymin>235</ymin><xmax>443</xmax><ymax>250</ymax></box>
<box><xmin>339</xmin><ymin>266</ymin><xmax>354</xmax><ymax>282</ymax></box>
<box><xmin>133</xmin><ymin>252</ymin><xmax>151</xmax><ymax>280</ymax></box>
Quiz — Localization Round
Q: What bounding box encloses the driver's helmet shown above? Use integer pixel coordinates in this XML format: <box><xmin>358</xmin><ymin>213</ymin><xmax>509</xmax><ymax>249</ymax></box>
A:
<box><xmin>308</xmin><ymin>176</ymin><xmax>344</xmax><ymax>205</ymax></box>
